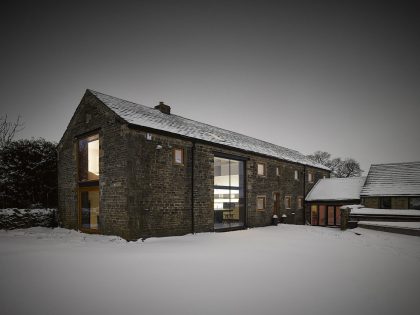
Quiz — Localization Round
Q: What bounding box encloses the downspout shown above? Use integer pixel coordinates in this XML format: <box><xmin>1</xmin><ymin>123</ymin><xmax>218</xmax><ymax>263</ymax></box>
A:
<box><xmin>303</xmin><ymin>165</ymin><xmax>306</xmax><ymax>224</ymax></box>
<box><xmin>191</xmin><ymin>141</ymin><xmax>195</xmax><ymax>234</ymax></box>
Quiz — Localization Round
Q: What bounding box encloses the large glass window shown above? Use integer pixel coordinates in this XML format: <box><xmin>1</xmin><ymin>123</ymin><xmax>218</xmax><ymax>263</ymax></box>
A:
<box><xmin>78</xmin><ymin>134</ymin><xmax>99</xmax><ymax>182</ymax></box>
<box><xmin>214</xmin><ymin>157</ymin><xmax>245</xmax><ymax>230</ymax></box>
<box><xmin>78</xmin><ymin>134</ymin><xmax>100</xmax><ymax>231</ymax></box>
<box><xmin>80</xmin><ymin>188</ymin><xmax>99</xmax><ymax>230</ymax></box>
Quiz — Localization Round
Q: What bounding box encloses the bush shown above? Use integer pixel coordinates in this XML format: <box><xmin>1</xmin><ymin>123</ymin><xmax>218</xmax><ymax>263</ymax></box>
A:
<box><xmin>0</xmin><ymin>138</ymin><xmax>57</xmax><ymax>208</ymax></box>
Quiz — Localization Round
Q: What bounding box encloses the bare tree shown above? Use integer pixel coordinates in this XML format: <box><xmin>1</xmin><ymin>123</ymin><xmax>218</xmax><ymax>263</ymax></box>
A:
<box><xmin>0</xmin><ymin>115</ymin><xmax>24</xmax><ymax>148</ymax></box>
<box><xmin>307</xmin><ymin>151</ymin><xmax>362</xmax><ymax>178</ymax></box>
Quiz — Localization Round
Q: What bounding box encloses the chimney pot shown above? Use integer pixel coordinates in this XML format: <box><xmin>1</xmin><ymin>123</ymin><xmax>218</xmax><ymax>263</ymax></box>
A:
<box><xmin>154</xmin><ymin>102</ymin><xmax>171</xmax><ymax>114</ymax></box>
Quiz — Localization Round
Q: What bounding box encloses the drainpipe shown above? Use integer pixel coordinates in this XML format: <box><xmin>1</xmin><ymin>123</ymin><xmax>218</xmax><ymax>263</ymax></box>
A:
<box><xmin>191</xmin><ymin>141</ymin><xmax>195</xmax><ymax>234</ymax></box>
<box><xmin>303</xmin><ymin>165</ymin><xmax>306</xmax><ymax>224</ymax></box>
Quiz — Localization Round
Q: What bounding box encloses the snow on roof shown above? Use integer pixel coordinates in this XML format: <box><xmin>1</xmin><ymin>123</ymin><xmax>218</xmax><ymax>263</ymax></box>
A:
<box><xmin>361</xmin><ymin>162</ymin><xmax>420</xmax><ymax>196</ymax></box>
<box><xmin>88</xmin><ymin>90</ymin><xmax>329</xmax><ymax>170</ymax></box>
<box><xmin>305</xmin><ymin>177</ymin><xmax>366</xmax><ymax>201</ymax></box>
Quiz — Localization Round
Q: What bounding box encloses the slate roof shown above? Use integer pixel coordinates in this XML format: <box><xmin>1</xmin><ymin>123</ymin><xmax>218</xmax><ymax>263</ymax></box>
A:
<box><xmin>361</xmin><ymin>162</ymin><xmax>420</xmax><ymax>196</ymax></box>
<box><xmin>88</xmin><ymin>89</ymin><xmax>329</xmax><ymax>170</ymax></box>
<box><xmin>305</xmin><ymin>177</ymin><xmax>366</xmax><ymax>201</ymax></box>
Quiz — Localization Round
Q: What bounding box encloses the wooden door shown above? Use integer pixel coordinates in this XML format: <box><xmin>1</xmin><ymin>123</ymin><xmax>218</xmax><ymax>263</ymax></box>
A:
<box><xmin>273</xmin><ymin>193</ymin><xmax>280</xmax><ymax>215</ymax></box>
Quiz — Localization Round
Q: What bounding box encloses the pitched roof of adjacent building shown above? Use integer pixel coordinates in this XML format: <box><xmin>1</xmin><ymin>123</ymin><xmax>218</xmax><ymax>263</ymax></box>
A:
<box><xmin>361</xmin><ymin>162</ymin><xmax>420</xmax><ymax>196</ymax></box>
<box><xmin>305</xmin><ymin>177</ymin><xmax>366</xmax><ymax>201</ymax></box>
<box><xmin>88</xmin><ymin>89</ymin><xmax>329</xmax><ymax>170</ymax></box>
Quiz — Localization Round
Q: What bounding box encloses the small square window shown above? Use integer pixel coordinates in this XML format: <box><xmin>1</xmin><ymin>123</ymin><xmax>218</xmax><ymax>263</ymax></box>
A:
<box><xmin>285</xmin><ymin>196</ymin><xmax>291</xmax><ymax>209</ymax></box>
<box><xmin>308</xmin><ymin>172</ymin><xmax>313</xmax><ymax>183</ymax></box>
<box><xmin>257</xmin><ymin>163</ymin><xmax>266</xmax><ymax>176</ymax></box>
<box><xmin>294</xmin><ymin>170</ymin><xmax>299</xmax><ymax>180</ymax></box>
<box><xmin>276</xmin><ymin>167</ymin><xmax>280</xmax><ymax>176</ymax></box>
<box><xmin>173</xmin><ymin>148</ymin><xmax>184</xmax><ymax>165</ymax></box>
<box><xmin>257</xmin><ymin>196</ymin><xmax>266</xmax><ymax>211</ymax></box>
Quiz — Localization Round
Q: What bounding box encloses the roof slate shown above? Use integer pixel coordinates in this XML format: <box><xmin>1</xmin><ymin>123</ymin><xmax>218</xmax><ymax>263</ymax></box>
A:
<box><xmin>305</xmin><ymin>177</ymin><xmax>366</xmax><ymax>201</ymax></box>
<box><xmin>88</xmin><ymin>89</ymin><xmax>329</xmax><ymax>170</ymax></box>
<box><xmin>361</xmin><ymin>162</ymin><xmax>420</xmax><ymax>196</ymax></box>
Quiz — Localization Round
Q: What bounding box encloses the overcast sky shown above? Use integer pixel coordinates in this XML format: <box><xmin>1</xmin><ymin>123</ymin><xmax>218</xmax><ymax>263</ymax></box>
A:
<box><xmin>1</xmin><ymin>0</ymin><xmax>419</xmax><ymax>173</ymax></box>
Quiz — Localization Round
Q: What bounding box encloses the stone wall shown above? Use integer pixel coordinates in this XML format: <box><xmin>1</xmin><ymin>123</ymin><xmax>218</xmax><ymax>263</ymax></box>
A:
<box><xmin>57</xmin><ymin>91</ymin><xmax>131</xmax><ymax>239</ymax></box>
<box><xmin>362</xmin><ymin>197</ymin><xmax>380</xmax><ymax>208</ymax></box>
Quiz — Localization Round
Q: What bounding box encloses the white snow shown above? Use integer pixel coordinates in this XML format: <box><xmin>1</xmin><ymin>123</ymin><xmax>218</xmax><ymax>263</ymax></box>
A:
<box><xmin>358</xmin><ymin>221</ymin><xmax>420</xmax><ymax>230</ymax></box>
<box><xmin>1</xmin><ymin>226</ymin><xmax>419</xmax><ymax>315</ymax></box>
<box><xmin>305</xmin><ymin>177</ymin><xmax>366</xmax><ymax>201</ymax></box>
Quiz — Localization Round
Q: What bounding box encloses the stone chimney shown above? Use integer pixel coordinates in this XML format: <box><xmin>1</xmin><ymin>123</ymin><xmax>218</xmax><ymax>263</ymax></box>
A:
<box><xmin>154</xmin><ymin>101</ymin><xmax>171</xmax><ymax>115</ymax></box>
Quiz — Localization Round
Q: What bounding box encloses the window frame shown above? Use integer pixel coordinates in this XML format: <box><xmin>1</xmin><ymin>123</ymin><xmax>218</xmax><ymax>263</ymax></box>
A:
<box><xmin>173</xmin><ymin>148</ymin><xmax>185</xmax><ymax>165</ymax></box>
<box><xmin>276</xmin><ymin>167</ymin><xmax>280</xmax><ymax>176</ymax></box>
<box><xmin>78</xmin><ymin>186</ymin><xmax>100</xmax><ymax>233</ymax></box>
<box><xmin>294</xmin><ymin>170</ymin><xmax>299</xmax><ymax>181</ymax></box>
<box><xmin>285</xmin><ymin>195</ymin><xmax>292</xmax><ymax>209</ymax></box>
<box><xmin>297</xmin><ymin>196</ymin><xmax>303</xmax><ymax>209</ymax></box>
<box><xmin>307</xmin><ymin>172</ymin><xmax>313</xmax><ymax>183</ymax></box>
<box><xmin>256</xmin><ymin>195</ymin><xmax>266</xmax><ymax>211</ymax></box>
<box><xmin>77</xmin><ymin>133</ymin><xmax>100</xmax><ymax>185</ymax></box>
<box><xmin>257</xmin><ymin>163</ymin><xmax>266</xmax><ymax>177</ymax></box>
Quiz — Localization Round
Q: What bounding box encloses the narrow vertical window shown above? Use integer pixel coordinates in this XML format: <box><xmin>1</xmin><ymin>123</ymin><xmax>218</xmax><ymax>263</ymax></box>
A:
<box><xmin>308</xmin><ymin>172</ymin><xmax>313</xmax><ymax>183</ymax></box>
<box><xmin>294</xmin><ymin>170</ymin><xmax>299</xmax><ymax>180</ymax></box>
<box><xmin>276</xmin><ymin>167</ymin><xmax>280</xmax><ymax>176</ymax></box>
<box><xmin>78</xmin><ymin>134</ymin><xmax>99</xmax><ymax>182</ymax></box>
<box><xmin>297</xmin><ymin>197</ymin><xmax>303</xmax><ymax>209</ymax></box>
<box><xmin>285</xmin><ymin>196</ymin><xmax>291</xmax><ymax>209</ymax></box>
<box><xmin>78</xmin><ymin>133</ymin><xmax>100</xmax><ymax>232</ymax></box>
<box><xmin>257</xmin><ymin>163</ymin><xmax>266</xmax><ymax>176</ymax></box>
<box><xmin>173</xmin><ymin>148</ymin><xmax>184</xmax><ymax>165</ymax></box>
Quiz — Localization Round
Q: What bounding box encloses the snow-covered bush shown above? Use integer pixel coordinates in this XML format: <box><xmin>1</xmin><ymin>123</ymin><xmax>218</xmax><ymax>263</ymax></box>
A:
<box><xmin>0</xmin><ymin>208</ymin><xmax>57</xmax><ymax>229</ymax></box>
<box><xmin>0</xmin><ymin>138</ymin><xmax>57</xmax><ymax>208</ymax></box>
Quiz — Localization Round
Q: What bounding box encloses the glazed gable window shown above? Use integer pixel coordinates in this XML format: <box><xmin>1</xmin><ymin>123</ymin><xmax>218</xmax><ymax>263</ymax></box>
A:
<box><xmin>78</xmin><ymin>134</ymin><xmax>99</xmax><ymax>182</ymax></box>
<box><xmin>173</xmin><ymin>148</ymin><xmax>184</xmax><ymax>165</ymax></box>
<box><xmin>257</xmin><ymin>163</ymin><xmax>266</xmax><ymax>176</ymax></box>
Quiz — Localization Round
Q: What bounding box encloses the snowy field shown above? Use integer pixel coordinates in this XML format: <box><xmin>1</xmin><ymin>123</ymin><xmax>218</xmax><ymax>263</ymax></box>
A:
<box><xmin>1</xmin><ymin>226</ymin><xmax>419</xmax><ymax>315</ymax></box>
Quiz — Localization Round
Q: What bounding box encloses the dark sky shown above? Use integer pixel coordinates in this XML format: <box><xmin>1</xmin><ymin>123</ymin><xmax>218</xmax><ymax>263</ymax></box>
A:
<box><xmin>1</xmin><ymin>0</ymin><xmax>419</xmax><ymax>173</ymax></box>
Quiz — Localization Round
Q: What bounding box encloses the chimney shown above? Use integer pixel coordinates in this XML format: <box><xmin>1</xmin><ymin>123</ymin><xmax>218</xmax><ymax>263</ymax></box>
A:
<box><xmin>154</xmin><ymin>101</ymin><xmax>171</xmax><ymax>115</ymax></box>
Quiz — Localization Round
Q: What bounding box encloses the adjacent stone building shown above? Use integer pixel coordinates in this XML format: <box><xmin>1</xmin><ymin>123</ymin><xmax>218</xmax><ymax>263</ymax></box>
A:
<box><xmin>361</xmin><ymin>162</ymin><xmax>420</xmax><ymax>210</ymax></box>
<box><xmin>58</xmin><ymin>89</ymin><xmax>330</xmax><ymax>240</ymax></box>
<box><xmin>305</xmin><ymin>177</ymin><xmax>366</xmax><ymax>226</ymax></box>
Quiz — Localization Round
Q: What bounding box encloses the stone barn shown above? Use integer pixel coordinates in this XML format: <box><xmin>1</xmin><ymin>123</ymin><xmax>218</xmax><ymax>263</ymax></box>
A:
<box><xmin>58</xmin><ymin>89</ymin><xmax>330</xmax><ymax>240</ymax></box>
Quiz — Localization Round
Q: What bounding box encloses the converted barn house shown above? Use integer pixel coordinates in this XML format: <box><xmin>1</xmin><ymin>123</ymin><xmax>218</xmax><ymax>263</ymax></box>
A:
<box><xmin>361</xmin><ymin>162</ymin><xmax>420</xmax><ymax>210</ymax></box>
<box><xmin>58</xmin><ymin>89</ymin><xmax>329</xmax><ymax>240</ymax></box>
<box><xmin>305</xmin><ymin>177</ymin><xmax>366</xmax><ymax>226</ymax></box>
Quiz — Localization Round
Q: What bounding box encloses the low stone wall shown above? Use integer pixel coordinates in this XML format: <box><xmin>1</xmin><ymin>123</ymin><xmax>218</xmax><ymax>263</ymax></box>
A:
<box><xmin>0</xmin><ymin>208</ymin><xmax>57</xmax><ymax>230</ymax></box>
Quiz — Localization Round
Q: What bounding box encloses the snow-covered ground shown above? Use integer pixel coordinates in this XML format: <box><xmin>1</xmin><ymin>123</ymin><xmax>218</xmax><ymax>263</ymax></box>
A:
<box><xmin>1</xmin><ymin>226</ymin><xmax>419</xmax><ymax>315</ymax></box>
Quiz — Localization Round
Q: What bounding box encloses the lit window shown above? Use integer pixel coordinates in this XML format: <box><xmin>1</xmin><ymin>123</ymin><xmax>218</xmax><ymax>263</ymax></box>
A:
<box><xmin>294</xmin><ymin>170</ymin><xmax>299</xmax><ymax>180</ymax></box>
<box><xmin>78</xmin><ymin>134</ymin><xmax>99</xmax><ymax>182</ymax></box>
<box><xmin>297</xmin><ymin>197</ymin><xmax>303</xmax><ymax>209</ymax></box>
<box><xmin>173</xmin><ymin>148</ymin><xmax>184</xmax><ymax>165</ymax></box>
<box><xmin>276</xmin><ymin>167</ymin><xmax>280</xmax><ymax>176</ymax></box>
<box><xmin>257</xmin><ymin>163</ymin><xmax>266</xmax><ymax>176</ymax></box>
<box><xmin>257</xmin><ymin>196</ymin><xmax>266</xmax><ymax>211</ymax></box>
<box><xmin>308</xmin><ymin>172</ymin><xmax>313</xmax><ymax>183</ymax></box>
<box><xmin>285</xmin><ymin>196</ymin><xmax>291</xmax><ymax>209</ymax></box>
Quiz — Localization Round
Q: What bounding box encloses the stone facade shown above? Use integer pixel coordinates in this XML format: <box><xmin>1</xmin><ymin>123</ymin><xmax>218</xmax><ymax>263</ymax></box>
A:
<box><xmin>361</xmin><ymin>196</ymin><xmax>413</xmax><ymax>209</ymax></box>
<box><xmin>58</xmin><ymin>92</ymin><xmax>329</xmax><ymax>240</ymax></box>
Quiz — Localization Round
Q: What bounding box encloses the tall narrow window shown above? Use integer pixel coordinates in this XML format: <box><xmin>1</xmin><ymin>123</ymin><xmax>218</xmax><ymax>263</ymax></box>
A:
<box><xmin>297</xmin><ymin>197</ymin><xmax>303</xmax><ymax>209</ymax></box>
<box><xmin>78</xmin><ymin>133</ymin><xmax>100</xmax><ymax>232</ymax></box>
<box><xmin>78</xmin><ymin>134</ymin><xmax>99</xmax><ymax>182</ymax></box>
<box><xmin>257</xmin><ymin>163</ymin><xmax>266</xmax><ymax>176</ymax></box>
<box><xmin>308</xmin><ymin>172</ymin><xmax>313</xmax><ymax>183</ymax></box>
<box><xmin>285</xmin><ymin>196</ymin><xmax>291</xmax><ymax>209</ymax></box>
<box><xmin>294</xmin><ymin>170</ymin><xmax>299</xmax><ymax>180</ymax></box>
<box><xmin>173</xmin><ymin>148</ymin><xmax>184</xmax><ymax>165</ymax></box>
<box><xmin>276</xmin><ymin>167</ymin><xmax>280</xmax><ymax>176</ymax></box>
